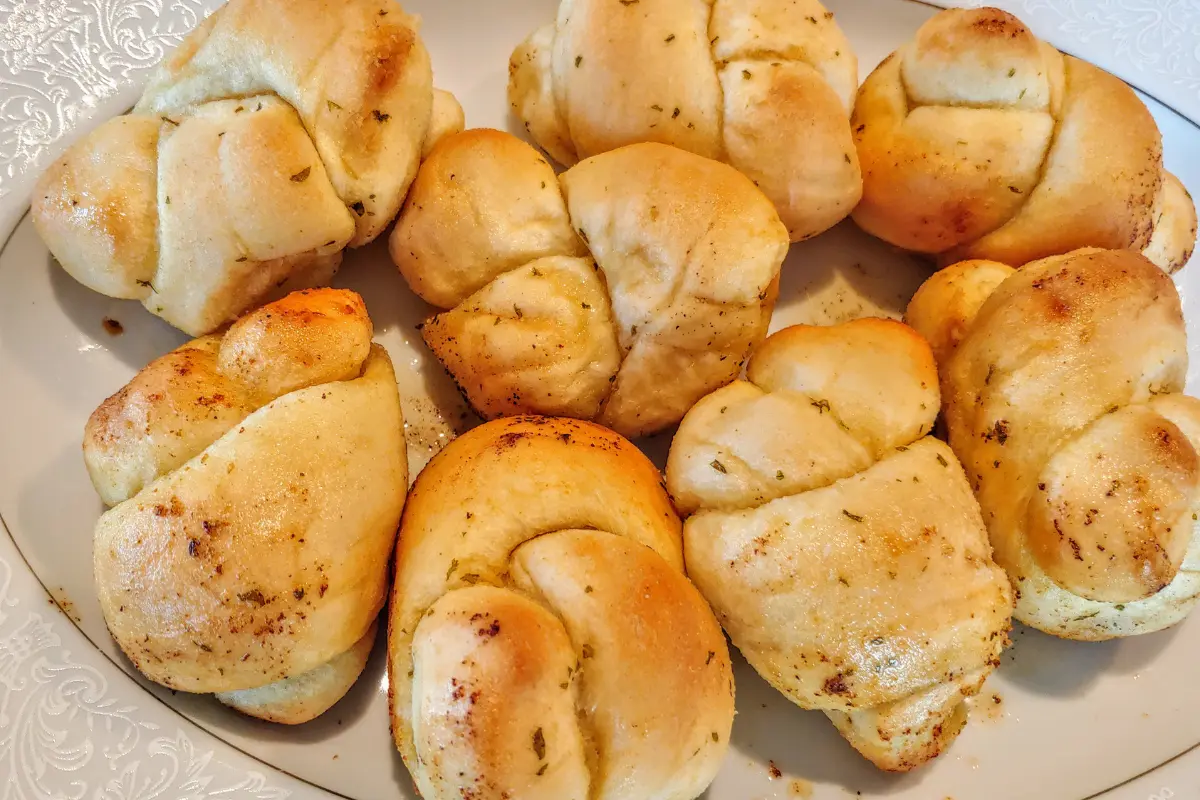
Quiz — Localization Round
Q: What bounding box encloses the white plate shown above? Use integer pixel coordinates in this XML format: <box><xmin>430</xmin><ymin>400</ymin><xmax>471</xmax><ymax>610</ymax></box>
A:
<box><xmin>1</xmin><ymin>1</ymin><xmax>1198</xmax><ymax>798</ymax></box>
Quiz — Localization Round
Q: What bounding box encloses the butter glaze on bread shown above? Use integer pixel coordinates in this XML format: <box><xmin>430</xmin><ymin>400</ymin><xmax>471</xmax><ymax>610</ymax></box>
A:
<box><xmin>87</xmin><ymin>289</ymin><xmax>406</xmax><ymax>723</ymax></box>
<box><xmin>33</xmin><ymin>0</ymin><xmax>462</xmax><ymax>335</ymax></box>
<box><xmin>390</xmin><ymin>129</ymin><xmax>788</xmax><ymax>438</ymax></box>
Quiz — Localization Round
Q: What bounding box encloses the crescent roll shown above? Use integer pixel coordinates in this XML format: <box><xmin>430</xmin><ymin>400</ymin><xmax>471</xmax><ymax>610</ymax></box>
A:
<box><xmin>907</xmin><ymin>248</ymin><xmax>1200</xmax><ymax>639</ymax></box>
<box><xmin>667</xmin><ymin>319</ymin><xmax>1013</xmax><ymax>771</ymax></box>
<box><xmin>85</xmin><ymin>289</ymin><xmax>407</xmax><ymax>723</ymax></box>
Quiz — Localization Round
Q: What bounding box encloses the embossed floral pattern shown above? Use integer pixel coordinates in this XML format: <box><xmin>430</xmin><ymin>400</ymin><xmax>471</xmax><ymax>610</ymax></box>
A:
<box><xmin>996</xmin><ymin>0</ymin><xmax>1200</xmax><ymax>86</ymax></box>
<box><xmin>0</xmin><ymin>0</ymin><xmax>215</xmax><ymax>195</ymax></box>
<box><xmin>0</xmin><ymin>555</ymin><xmax>293</xmax><ymax>799</ymax></box>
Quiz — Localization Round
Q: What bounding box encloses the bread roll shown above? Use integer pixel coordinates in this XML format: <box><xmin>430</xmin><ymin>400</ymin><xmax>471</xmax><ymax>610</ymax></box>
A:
<box><xmin>33</xmin><ymin>0</ymin><xmax>462</xmax><ymax>336</ymax></box>
<box><xmin>907</xmin><ymin>248</ymin><xmax>1200</xmax><ymax>639</ymax></box>
<box><xmin>905</xmin><ymin>259</ymin><xmax>1016</xmax><ymax>366</ymax></box>
<box><xmin>388</xmin><ymin>416</ymin><xmax>734</xmax><ymax>799</ymax></box>
<box><xmin>424</xmin><ymin>89</ymin><xmax>466</xmax><ymax>159</ymax></box>
<box><xmin>852</xmin><ymin>7</ymin><xmax>1196</xmax><ymax>273</ymax></box>
<box><xmin>666</xmin><ymin>319</ymin><xmax>1012</xmax><ymax>771</ymax></box>
<box><xmin>509</xmin><ymin>0</ymin><xmax>862</xmax><ymax>241</ymax></box>
<box><xmin>87</xmin><ymin>289</ymin><xmax>406</xmax><ymax>723</ymax></box>
<box><xmin>391</xmin><ymin>129</ymin><xmax>787</xmax><ymax>438</ymax></box>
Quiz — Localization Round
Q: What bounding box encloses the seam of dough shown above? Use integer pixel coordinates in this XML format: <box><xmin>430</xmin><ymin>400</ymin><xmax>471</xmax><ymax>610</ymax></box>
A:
<box><xmin>897</xmin><ymin>46</ymin><xmax>1067</xmax><ymax>249</ymax></box>
<box><xmin>571</xmin><ymin>195</ymin><xmax>719</xmax><ymax>418</ymax></box>
<box><xmin>413</xmin><ymin>528</ymin><xmax>620</xmax><ymax>796</ymax></box>
<box><xmin>694</xmin><ymin>380</ymin><xmax>920</xmax><ymax>515</ymax></box>
<box><xmin>708</xmin><ymin>19</ymin><xmax>851</xmax><ymax>155</ymax></box>
<box><xmin>507</xmin><ymin>537</ymin><xmax>609</xmax><ymax>797</ymax></box>
<box><xmin>705</xmin><ymin>0</ymin><xmax>727</xmax><ymax>162</ymax></box>
<box><xmin>969</xmin><ymin>55</ymin><xmax>1068</xmax><ymax>249</ymax></box>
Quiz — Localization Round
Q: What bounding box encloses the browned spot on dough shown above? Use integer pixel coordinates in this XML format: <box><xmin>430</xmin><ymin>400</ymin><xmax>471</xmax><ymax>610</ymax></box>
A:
<box><xmin>971</xmin><ymin>11</ymin><xmax>1027</xmax><ymax>38</ymax></box>
<box><xmin>823</xmin><ymin>673</ymin><xmax>850</xmax><ymax>695</ymax></box>
<box><xmin>153</xmin><ymin>497</ymin><xmax>184</xmax><ymax>517</ymax></box>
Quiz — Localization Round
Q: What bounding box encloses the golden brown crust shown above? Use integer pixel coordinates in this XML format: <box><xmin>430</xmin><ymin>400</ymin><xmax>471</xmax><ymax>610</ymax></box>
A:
<box><xmin>390</xmin><ymin>130</ymin><xmax>787</xmax><ymax>438</ymax></box>
<box><xmin>852</xmin><ymin>39</ymin><xmax>1055</xmax><ymax>253</ymax></box>
<box><xmin>84</xmin><ymin>288</ymin><xmax>374</xmax><ymax>506</ymax></box>
<box><xmin>511</xmin><ymin>530</ymin><xmax>734</xmax><ymax>796</ymax></box>
<box><xmin>95</xmin><ymin>343</ymin><xmax>404</xmax><ymax>696</ymax></box>
<box><xmin>720</xmin><ymin>59</ymin><xmax>862</xmax><ymax>240</ymax></box>
<box><xmin>826</xmin><ymin>677</ymin><xmax>978</xmax><ymax>772</ymax></box>
<box><xmin>508</xmin><ymin>0</ymin><xmax>861</xmax><ymax>241</ymax></box>
<box><xmin>710</xmin><ymin>0</ymin><xmax>858</xmax><ymax>110</ymax></box>
<box><xmin>747</xmin><ymin>319</ymin><xmax>941</xmax><ymax>456</ymax></box>
<box><xmin>420</xmin><ymin>256</ymin><xmax>621</xmax><ymax>421</ymax></box>
<box><xmin>389</xmin><ymin>417</ymin><xmax>732</xmax><ymax>799</ymax></box>
<box><xmin>549</xmin><ymin>0</ymin><xmax>724</xmax><ymax>162</ymax></box>
<box><xmin>918</xmin><ymin>249</ymin><xmax>1200</xmax><ymax>639</ymax></box>
<box><xmin>218</xmin><ymin>287</ymin><xmax>373</xmax><ymax>398</ymax></box>
<box><xmin>83</xmin><ymin>337</ymin><xmax>258</xmax><ymax>507</ymax></box>
<box><xmin>89</xmin><ymin>290</ymin><xmax>406</xmax><ymax>723</ymax></box>
<box><xmin>1027</xmin><ymin>406</ymin><xmax>1197</xmax><ymax>602</ymax></box>
<box><xmin>136</xmin><ymin>0</ymin><xmax>435</xmax><ymax>245</ymax></box>
<box><xmin>391</xmin><ymin>128</ymin><xmax>586</xmax><ymax>309</ymax></box>
<box><xmin>667</xmin><ymin>319</ymin><xmax>941</xmax><ymax>517</ymax></box>
<box><xmin>852</xmin><ymin>7</ymin><xmax>1195</xmax><ymax>272</ymax></box>
<box><xmin>667</xmin><ymin>320</ymin><xmax>1012</xmax><ymax>771</ymax></box>
<box><xmin>423</xmin><ymin>89</ymin><xmax>466</xmax><ymax>158</ymax></box>
<box><xmin>411</xmin><ymin>586</ymin><xmax>589</xmax><ymax>799</ymax></box>
<box><xmin>946</xmin><ymin>58</ymin><xmax>1164</xmax><ymax>266</ymax></box>
<box><xmin>146</xmin><ymin>96</ymin><xmax>355</xmax><ymax>335</ymax></box>
<box><xmin>563</xmin><ymin>142</ymin><xmax>787</xmax><ymax>437</ymax></box>
<box><xmin>31</xmin><ymin>116</ymin><xmax>160</xmax><ymax>300</ymax></box>
<box><xmin>905</xmin><ymin>259</ymin><xmax>1016</xmax><ymax>365</ymax></box>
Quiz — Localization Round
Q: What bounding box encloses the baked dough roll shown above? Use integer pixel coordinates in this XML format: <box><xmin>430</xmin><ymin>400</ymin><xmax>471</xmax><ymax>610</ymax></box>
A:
<box><xmin>667</xmin><ymin>319</ymin><xmax>1013</xmax><ymax>771</ymax></box>
<box><xmin>86</xmin><ymin>289</ymin><xmax>406</xmax><ymax>723</ymax></box>
<box><xmin>509</xmin><ymin>0</ymin><xmax>861</xmax><ymax>241</ymax></box>
<box><xmin>851</xmin><ymin>7</ymin><xmax>1196</xmax><ymax>274</ymax></box>
<box><xmin>390</xmin><ymin>128</ymin><xmax>787</xmax><ymax>438</ymax></box>
<box><xmin>907</xmin><ymin>248</ymin><xmax>1200</xmax><ymax>640</ymax></box>
<box><xmin>388</xmin><ymin>416</ymin><xmax>734</xmax><ymax>800</ymax></box>
<box><xmin>33</xmin><ymin>0</ymin><xmax>463</xmax><ymax>336</ymax></box>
